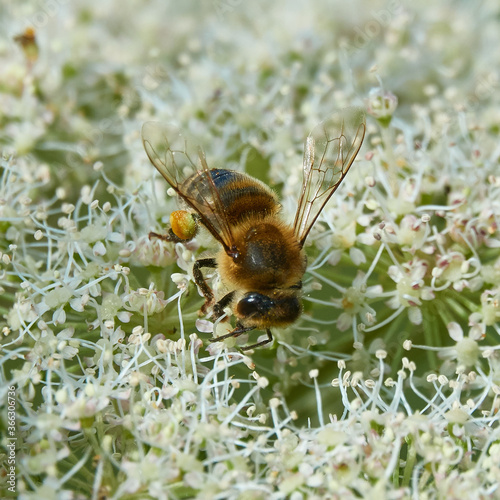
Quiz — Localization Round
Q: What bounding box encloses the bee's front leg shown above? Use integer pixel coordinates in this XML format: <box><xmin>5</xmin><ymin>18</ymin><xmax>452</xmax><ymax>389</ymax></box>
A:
<box><xmin>211</xmin><ymin>291</ymin><xmax>235</xmax><ymax>321</ymax></box>
<box><xmin>192</xmin><ymin>258</ymin><xmax>217</xmax><ymax>314</ymax></box>
<box><xmin>209</xmin><ymin>322</ymin><xmax>255</xmax><ymax>342</ymax></box>
<box><xmin>209</xmin><ymin>324</ymin><xmax>273</xmax><ymax>351</ymax></box>
<box><xmin>241</xmin><ymin>329</ymin><xmax>273</xmax><ymax>351</ymax></box>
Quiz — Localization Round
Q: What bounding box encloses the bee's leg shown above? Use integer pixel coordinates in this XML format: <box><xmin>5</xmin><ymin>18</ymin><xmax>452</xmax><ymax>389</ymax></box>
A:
<box><xmin>209</xmin><ymin>322</ymin><xmax>255</xmax><ymax>342</ymax></box>
<box><xmin>240</xmin><ymin>329</ymin><xmax>273</xmax><ymax>351</ymax></box>
<box><xmin>209</xmin><ymin>325</ymin><xmax>274</xmax><ymax>351</ymax></box>
<box><xmin>211</xmin><ymin>291</ymin><xmax>235</xmax><ymax>321</ymax></box>
<box><xmin>192</xmin><ymin>258</ymin><xmax>217</xmax><ymax>314</ymax></box>
<box><xmin>149</xmin><ymin>230</ymin><xmax>186</xmax><ymax>243</ymax></box>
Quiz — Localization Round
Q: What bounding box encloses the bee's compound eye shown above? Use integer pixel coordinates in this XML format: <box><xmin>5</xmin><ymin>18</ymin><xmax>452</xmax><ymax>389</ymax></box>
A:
<box><xmin>170</xmin><ymin>210</ymin><xmax>197</xmax><ymax>240</ymax></box>
<box><xmin>237</xmin><ymin>292</ymin><xmax>274</xmax><ymax>318</ymax></box>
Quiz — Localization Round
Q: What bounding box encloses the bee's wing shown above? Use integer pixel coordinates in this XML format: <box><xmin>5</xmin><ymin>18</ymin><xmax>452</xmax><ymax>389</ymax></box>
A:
<box><xmin>294</xmin><ymin>106</ymin><xmax>366</xmax><ymax>247</ymax></box>
<box><xmin>142</xmin><ymin>122</ymin><xmax>236</xmax><ymax>254</ymax></box>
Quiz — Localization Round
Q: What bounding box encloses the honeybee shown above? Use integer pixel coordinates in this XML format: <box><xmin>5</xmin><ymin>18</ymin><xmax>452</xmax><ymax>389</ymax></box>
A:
<box><xmin>142</xmin><ymin>107</ymin><xmax>366</xmax><ymax>350</ymax></box>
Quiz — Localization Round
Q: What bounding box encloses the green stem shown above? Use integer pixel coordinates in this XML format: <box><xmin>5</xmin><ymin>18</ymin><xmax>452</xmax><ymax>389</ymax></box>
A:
<box><xmin>402</xmin><ymin>436</ymin><xmax>417</xmax><ymax>487</ymax></box>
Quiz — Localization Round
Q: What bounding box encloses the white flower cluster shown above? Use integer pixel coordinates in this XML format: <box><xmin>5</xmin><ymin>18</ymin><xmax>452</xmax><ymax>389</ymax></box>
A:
<box><xmin>1</xmin><ymin>0</ymin><xmax>500</xmax><ymax>498</ymax></box>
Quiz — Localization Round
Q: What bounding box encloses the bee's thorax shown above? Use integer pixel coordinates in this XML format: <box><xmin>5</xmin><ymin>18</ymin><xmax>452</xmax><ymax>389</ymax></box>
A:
<box><xmin>217</xmin><ymin>219</ymin><xmax>306</xmax><ymax>292</ymax></box>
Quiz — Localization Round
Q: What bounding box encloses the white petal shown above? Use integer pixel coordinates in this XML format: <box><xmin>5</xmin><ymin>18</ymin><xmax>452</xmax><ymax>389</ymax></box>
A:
<box><xmin>336</xmin><ymin>312</ymin><xmax>352</xmax><ymax>331</ymax></box>
<box><xmin>410</xmin><ymin>260</ymin><xmax>428</xmax><ymax>281</ymax></box>
<box><xmin>468</xmin><ymin>312</ymin><xmax>482</xmax><ymax>325</ymax></box>
<box><xmin>366</xmin><ymin>285</ymin><xmax>383</xmax><ymax>298</ymax></box>
<box><xmin>350</xmin><ymin>247</ymin><xmax>366</xmax><ymax>266</ymax></box>
<box><xmin>357</xmin><ymin>214</ymin><xmax>371</xmax><ymax>227</ymax></box>
<box><xmin>469</xmin><ymin>324</ymin><xmax>484</xmax><ymax>341</ymax></box>
<box><xmin>70</xmin><ymin>297</ymin><xmax>85</xmax><ymax>312</ymax></box>
<box><xmin>53</xmin><ymin>307</ymin><xmax>66</xmax><ymax>325</ymax></box>
<box><xmin>36</xmin><ymin>301</ymin><xmax>51</xmax><ymax>316</ymax></box>
<box><xmin>408</xmin><ymin>307</ymin><xmax>422</xmax><ymax>325</ymax></box>
<box><xmin>385</xmin><ymin>296</ymin><xmax>400</xmax><ymax>309</ymax></box>
<box><xmin>93</xmin><ymin>241</ymin><xmax>107</xmax><ymax>256</ymax></box>
<box><xmin>447</xmin><ymin>321</ymin><xmax>464</xmax><ymax>341</ymax></box>
<box><xmin>196</xmin><ymin>319</ymin><xmax>214</xmax><ymax>333</ymax></box>
<box><xmin>57</xmin><ymin>327</ymin><xmax>75</xmax><ymax>339</ymax></box>
<box><xmin>117</xmin><ymin>311</ymin><xmax>132</xmax><ymax>323</ymax></box>
<box><xmin>108</xmin><ymin>232</ymin><xmax>124</xmax><ymax>243</ymax></box>
<box><xmin>485</xmin><ymin>238</ymin><xmax>500</xmax><ymax>248</ymax></box>
<box><xmin>388</xmin><ymin>265</ymin><xmax>401</xmax><ymax>283</ymax></box>
<box><xmin>420</xmin><ymin>288</ymin><xmax>435</xmax><ymax>301</ymax></box>
<box><xmin>453</xmin><ymin>280</ymin><xmax>467</xmax><ymax>292</ymax></box>
<box><xmin>358</xmin><ymin>232</ymin><xmax>376</xmax><ymax>245</ymax></box>
<box><xmin>327</xmin><ymin>249</ymin><xmax>342</xmax><ymax>266</ymax></box>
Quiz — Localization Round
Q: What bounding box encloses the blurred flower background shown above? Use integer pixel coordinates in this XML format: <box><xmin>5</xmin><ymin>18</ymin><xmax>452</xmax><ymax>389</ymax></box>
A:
<box><xmin>1</xmin><ymin>0</ymin><xmax>500</xmax><ymax>498</ymax></box>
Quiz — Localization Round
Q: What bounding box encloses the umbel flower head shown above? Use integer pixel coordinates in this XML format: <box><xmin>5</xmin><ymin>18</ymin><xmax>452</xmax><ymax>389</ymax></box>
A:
<box><xmin>1</xmin><ymin>0</ymin><xmax>500</xmax><ymax>498</ymax></box>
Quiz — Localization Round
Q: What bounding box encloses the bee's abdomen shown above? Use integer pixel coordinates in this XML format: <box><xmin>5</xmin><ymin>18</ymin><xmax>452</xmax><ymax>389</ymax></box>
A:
<box><xmin>212</xmin><ymin>169</ymin><xmax>279</xmax><ymax>224</ymax></box>
<box><xmin>184</xmin><ymin>169</ymin><xmax>279</xmax><ymax>225</ymax></box>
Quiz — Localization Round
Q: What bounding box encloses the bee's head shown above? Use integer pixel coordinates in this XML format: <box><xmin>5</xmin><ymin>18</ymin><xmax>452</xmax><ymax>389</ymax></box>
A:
<box><xmin>236</xmin><ymin>290</ymin><xmax>302</xmax><ymax>328</ymax></box>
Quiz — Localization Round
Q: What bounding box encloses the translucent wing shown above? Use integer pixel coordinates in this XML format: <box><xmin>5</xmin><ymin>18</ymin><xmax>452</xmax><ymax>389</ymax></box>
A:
<box><xmin>142</xmin><ymin>122</ymin><xmax>236</xmax><ymax>255</ymax></box>
<box><xmin>294</xmin><ymin>106</ymin><xmax>366</xmax><ymax>247</ymax></box>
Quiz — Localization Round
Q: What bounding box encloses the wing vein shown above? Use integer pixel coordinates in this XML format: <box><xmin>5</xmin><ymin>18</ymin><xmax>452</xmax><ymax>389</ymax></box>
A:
<box><xmin>293</xmin><ymin>107</ymin><xmax>366</xmax><ymax>247</ymax></box>
<box><xmin>142</xmin><ymin>122</ymin><xmax>236</xmax><ymax>253</ymax></box>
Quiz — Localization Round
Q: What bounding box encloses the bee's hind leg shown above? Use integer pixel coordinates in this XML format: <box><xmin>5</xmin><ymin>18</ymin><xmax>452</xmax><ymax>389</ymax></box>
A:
<box><xmin>149</xmin><ymin>229</ymin><xmax>188</xmax><ymax>243</ymax></box>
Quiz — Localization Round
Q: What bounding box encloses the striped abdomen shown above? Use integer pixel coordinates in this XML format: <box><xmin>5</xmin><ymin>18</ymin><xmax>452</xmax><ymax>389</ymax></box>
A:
<box><xmin>182</xmin><ymin>168</ymin><xmax>280</xmax><ymax>226</ymax></box>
